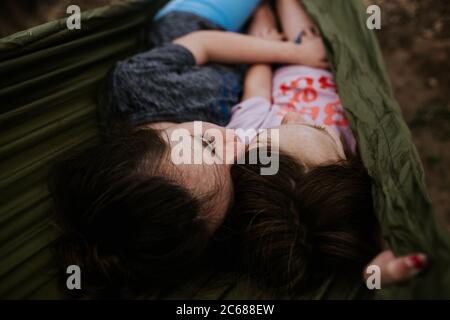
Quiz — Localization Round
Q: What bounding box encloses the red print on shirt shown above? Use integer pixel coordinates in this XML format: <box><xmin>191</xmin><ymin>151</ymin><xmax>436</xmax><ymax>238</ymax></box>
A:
<box><xmin>298</xmin><ymin>106</ymin><xmax>320</xmax><ymax>121</ymax></box>
<box><xmin>280</xmin><ymin>77</ymin><xmax>318</xmax><ymax>103</ymax></box>
<box><xmin>276</xmin><ymin>103</ymin><xmax>296</xmax><ymax>117</ymax></box>
<box><xmin>323</xmin><ymin>100</ymin><xmax>348</xmax><ymax>126</ymax></box>
<box><xmin>318</xmin><ymin>76</ymin><xmax>337</xmax><ymax>92</ymax></box>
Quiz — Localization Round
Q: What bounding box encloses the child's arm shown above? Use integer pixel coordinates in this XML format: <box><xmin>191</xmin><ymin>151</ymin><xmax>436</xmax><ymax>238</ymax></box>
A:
<box><xmin>242</xmin><ymin>27</ymin><xmax>283</xmax><ymax>101</ymax></box>
<box><xmin>243</xmin><ymin>64</ymin><xmax>272</xmax><ymax>101</ymax></box>
<box><xmin>275</xmin><ymin>0</ymin><xmax>329</xmax><ymax>69</ymax></box>
<box><xmin>241</xmin><ymin>2</ymin><xmax>279</xmax><ymax>101</ymax></box>
<box><xmin>173</xmin><ymin>30</ymin><xmax>326</xmax><ymax>68</ymax></box>
<box><xmin>276</xmin><ymin>0</ymin><xmax>319</xmax><ymax>41</ymax></box>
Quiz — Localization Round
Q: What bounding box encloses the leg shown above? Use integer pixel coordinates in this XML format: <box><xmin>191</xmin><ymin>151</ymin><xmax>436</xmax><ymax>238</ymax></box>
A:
<box><xmin>242</xmin><ymin>2</ymin><xmax>279</xmax><ymax>102</ymax></box>
<box><xmin>276</xmin><ymin>0</ymin><xmax>318</xmax><ymax>41</ymax></box>
<box><xmin>247</xmin><ymin>1</ymin><xmax>278</xmax><ymax>37</ymax></box>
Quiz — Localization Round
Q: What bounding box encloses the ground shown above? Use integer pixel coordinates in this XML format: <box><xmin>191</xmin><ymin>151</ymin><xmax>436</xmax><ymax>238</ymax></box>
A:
<box><xmin>1</xmin><ymin>0</ymin><xmax>449</xmax><ymax>226</ymax></box>
<box><xmin>366</xmin><ymin>0</ymin><xmax>450</xmax><ymax>229</ymax></box>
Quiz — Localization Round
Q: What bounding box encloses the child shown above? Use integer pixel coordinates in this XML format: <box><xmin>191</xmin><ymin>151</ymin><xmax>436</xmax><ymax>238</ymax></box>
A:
<box><xmin>50</xmin><ymin>0</ymin><xmax>329</xmax><ymax>292</ymax></box>
<box><xmin>227</xmin><ymin>0</ymin><xmax>427</xmax><ymax>293</ymax></box>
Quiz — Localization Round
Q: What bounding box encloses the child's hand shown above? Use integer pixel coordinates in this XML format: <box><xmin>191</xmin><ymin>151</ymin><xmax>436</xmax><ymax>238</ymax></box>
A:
<box><xmin>291</xmin><ymin>34</ymin><xmax>330</xmax><ymax>69</ymax></box>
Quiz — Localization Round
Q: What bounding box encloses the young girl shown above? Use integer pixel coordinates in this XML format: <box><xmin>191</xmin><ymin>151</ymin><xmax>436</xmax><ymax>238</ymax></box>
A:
<box><xmin>227</xmin><ymin>0</ymin><xmax>427</xmax><ymax>293</ymax></box>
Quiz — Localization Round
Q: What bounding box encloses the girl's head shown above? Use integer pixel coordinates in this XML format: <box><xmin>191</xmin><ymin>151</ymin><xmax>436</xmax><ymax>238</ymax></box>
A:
<box><xmin>157</xmin><ymin>121</ymin><xmax>246</xmax><ymax>230</ymax></box>
<box><xmin>249</xmin><ymin>111</ymin><xmax>347</xmax><ymax>168</ymax></box>
<box><xmin>230</xmin><ymin>149</ymin><xmax>381</xmax><ymax>293</ymax></box>
<box><xmin>50</xmin><ymin>124</ymin><xmax>240</xmax><ymax>291</ymax></box>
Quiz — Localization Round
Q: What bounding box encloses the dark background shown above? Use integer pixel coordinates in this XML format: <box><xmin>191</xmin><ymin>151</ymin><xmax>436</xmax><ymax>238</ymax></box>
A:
<box><xmin>1</xmin><ymin>0</ymin><xmax>449</xmax><ymax>229</ymax></box>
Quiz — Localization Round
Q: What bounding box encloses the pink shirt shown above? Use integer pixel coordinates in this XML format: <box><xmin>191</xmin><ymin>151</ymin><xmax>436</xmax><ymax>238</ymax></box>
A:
<box><xmin>227</xmin><ymin>65</ymin><xmax>357</xmax><ymax>153</ymax></box>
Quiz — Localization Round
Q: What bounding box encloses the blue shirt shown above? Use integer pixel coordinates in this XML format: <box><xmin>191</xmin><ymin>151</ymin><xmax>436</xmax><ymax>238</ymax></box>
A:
<box><xmin>155</xmin><ymin>0</ymin><xmax>262</xmax><ymax>32</ymax></box>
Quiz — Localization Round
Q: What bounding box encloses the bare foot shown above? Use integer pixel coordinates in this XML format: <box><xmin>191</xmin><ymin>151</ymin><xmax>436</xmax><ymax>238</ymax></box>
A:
<box><xmin>248</xmin><ymin>1</ymin><xmax>278</xmax><ymax>37</ymax></box>
<box><xmin>363</xmin><ymin>250</ymin><xmax>427</xmax><ymax>287</ymax></box>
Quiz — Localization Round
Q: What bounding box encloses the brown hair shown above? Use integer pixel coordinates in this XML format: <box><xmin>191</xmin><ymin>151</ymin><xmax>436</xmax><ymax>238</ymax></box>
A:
<box><xmin>49</xmin><ymin>129</ymin><xmax>211</xmax><ymax>293</ymax></box>
<box><xmin>230</xmin><ymin>150</ymin><xmax>381</xmax><ymax>294</ymax></box>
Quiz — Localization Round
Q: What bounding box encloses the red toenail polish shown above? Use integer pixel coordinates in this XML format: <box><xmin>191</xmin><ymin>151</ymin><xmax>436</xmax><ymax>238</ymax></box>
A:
<box><xmin>409</xmin><ymin>255</ymin><xmax>425</xmax><ymax>269</ymax></box>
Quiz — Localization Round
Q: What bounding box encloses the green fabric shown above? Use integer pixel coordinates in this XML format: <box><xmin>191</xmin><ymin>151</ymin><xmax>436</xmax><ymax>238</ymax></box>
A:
<box><xmin>302</xmin><ymin>0</ymin><xmax>450</xmax><ymax>299</ymax></box>
<box><xmin>0</xmin><ymin>0</ymin><xmax>449</xmax><ymax>299</ymax></box>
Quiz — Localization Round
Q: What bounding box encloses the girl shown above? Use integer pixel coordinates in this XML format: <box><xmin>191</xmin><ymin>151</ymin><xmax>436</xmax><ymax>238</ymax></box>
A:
<box><xmin>227</xmin><ymin>0</ymin><xmax>427</xmax><ymax>293</ymax></box>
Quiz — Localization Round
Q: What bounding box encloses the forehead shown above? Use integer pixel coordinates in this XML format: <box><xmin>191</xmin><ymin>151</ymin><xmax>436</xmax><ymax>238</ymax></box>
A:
<box><xmin>280</xmin><ymin>124</ymin><xmax>335</xmax><ymax>144</ymax></box>
<box><xmin>248</xmin><ymin>124</ymin><xmax>341</xmax><ymax>167</ymax></box>
<box><xmin>252</xmin><ymin>125</ymin><xmax>330</xmax><ymax>146</ymax></box>
<box><xmin>279</xmin><ymin>124</ymin><xmax>336</xmax><ymax>151</ymax></box>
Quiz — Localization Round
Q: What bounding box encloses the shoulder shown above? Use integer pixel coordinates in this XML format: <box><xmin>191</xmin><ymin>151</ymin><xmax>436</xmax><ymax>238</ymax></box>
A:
<box><xmin>113</xmin><ymin>43</ymin><xmax>196</xmax><ymax>77</ymax></box>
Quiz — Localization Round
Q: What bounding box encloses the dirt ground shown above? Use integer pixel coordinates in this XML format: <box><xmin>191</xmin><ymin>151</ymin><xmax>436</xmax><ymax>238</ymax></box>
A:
<box><xmin>365</xmin><ymin>0</ymin><xmax>450</xmax><ymax>228</ymax></box>
<box><xmin>1</xmin><ymin>0</ymin><xmax>449</xmax><ymax>226</ymax></box>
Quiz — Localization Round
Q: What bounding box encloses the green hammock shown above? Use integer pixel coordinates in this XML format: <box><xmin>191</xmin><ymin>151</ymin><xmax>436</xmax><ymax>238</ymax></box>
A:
<box><xmin>1</xmin><ymin>0</ymin><xmax>449</xmax><ymax>299</ymax></box>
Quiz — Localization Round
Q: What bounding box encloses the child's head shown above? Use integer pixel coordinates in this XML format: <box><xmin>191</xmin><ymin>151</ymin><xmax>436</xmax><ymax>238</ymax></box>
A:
<box><xmin>248</xmin><ymin>111</ymin><xmax>348</xmax><ymax>169</ymax></box>
<box><xmin>230</xmin><ymin>148</ymin><xmax>381</xmax><ymax>293</ymax></box>
<box><xmin>50</xmin><ymin>124</ymin><xmax>240</xmax><ymax>291</ymax></box>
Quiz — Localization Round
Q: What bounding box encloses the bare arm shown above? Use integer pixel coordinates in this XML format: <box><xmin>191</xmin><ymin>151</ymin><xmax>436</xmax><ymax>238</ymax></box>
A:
<box><xmin>275</xmin><ymin>0</ymin><xmax>329</xmax><ymax>69</ymax></box>
<box><xmin>241</xmin><ymin>2</ymin><xmax>281</xmax><ymax>102</ymax></box>
<box><xmin>174</xmin><ymin>31</ymin><xmax>300</xmax><ymax>66</ymax></box>
<box><xmin>276</xmin><ymin>0</ymin><xmax>318</xmax><ymax>41</ymax></box>
<box><xmin>243</xmin><ymin>64</ymin><xmax>273</xmax><ymax>101</ymax></box>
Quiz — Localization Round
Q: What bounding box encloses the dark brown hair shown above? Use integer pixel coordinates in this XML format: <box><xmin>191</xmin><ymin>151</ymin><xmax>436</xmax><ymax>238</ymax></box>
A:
<box><xmin>230</xmin><ymin>150</ymin><xmax>381</xmax><ymax>294</ymax></box>
<box><xmin>49</xmin><ymin>129</ymin><xmax>210</xmax><ymax>293</ymax></box>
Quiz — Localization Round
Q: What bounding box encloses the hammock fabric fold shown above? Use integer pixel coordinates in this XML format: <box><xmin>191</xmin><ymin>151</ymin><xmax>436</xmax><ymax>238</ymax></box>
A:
<box><xmin>0</xmin><ymin>0</ymin><xmax>449</xmax><ymax>299</ymax></box>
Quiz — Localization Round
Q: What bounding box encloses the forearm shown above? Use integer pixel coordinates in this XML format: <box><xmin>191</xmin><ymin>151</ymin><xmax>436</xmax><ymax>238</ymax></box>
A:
<box><xmin>173</xmin><ymin>31</ymin><xmax>296</xmax><ymax>65</ymax></box>
<box><xmin>277</xmin><ymin>0</ymin><xmax>317</xmax><ymax>41</ymax></box>
<box><xmin>243</xmin><ymin>64</ymin><xmax>273</xmax><ymax>101</ymax></box>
